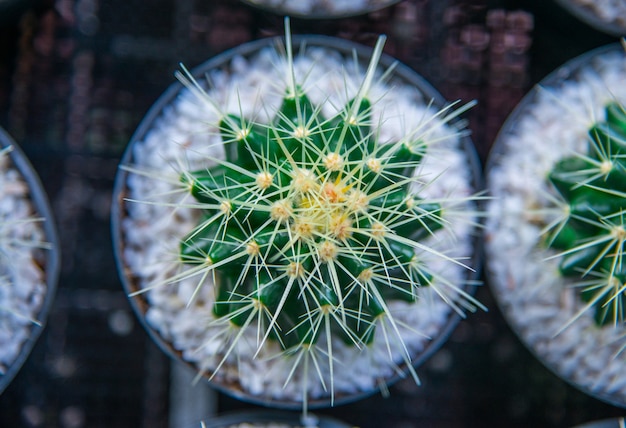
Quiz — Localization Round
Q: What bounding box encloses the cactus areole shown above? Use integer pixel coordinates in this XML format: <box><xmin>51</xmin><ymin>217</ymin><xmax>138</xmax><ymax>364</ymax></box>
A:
<box><xmin>546</xmin><ymin>101</ymin><xmax>626</xmax><ymax>326</ymax></box>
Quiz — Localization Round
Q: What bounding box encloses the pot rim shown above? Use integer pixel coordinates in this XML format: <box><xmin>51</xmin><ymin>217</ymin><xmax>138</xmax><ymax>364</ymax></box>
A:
<box><xmin>573</xmin><ymin>417</ymin><xmax>626</xmax><ymax>428</ymax></box>
<box><xmin>485</xmin><ymin>42</ymin><xmax>626</xmax><ymax>409</ymax></box>
<box><xmin>0</xmin><ymin>127</ymin><xmax>61</xmax><ymax>395</ymax></box>
<box><xmin>111</xmin><ymin>33</ymin><xmax>483</xmax><ymax>410</ymax></box>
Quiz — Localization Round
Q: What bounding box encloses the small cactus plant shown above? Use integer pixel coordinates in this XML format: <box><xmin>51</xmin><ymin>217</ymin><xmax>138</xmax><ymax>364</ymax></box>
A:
<box><xmin>121</xmin><ymin>19</ymin><xmax>482</xmax><ymax>411</ymax></box>
<box><xmin>544</xmin><ymin>100</ymin><xmax>626</xmax><ymax>327</ymax></box>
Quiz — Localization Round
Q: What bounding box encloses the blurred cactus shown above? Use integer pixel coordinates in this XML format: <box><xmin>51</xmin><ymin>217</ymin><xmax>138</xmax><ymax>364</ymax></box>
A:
<box><xmin>546</xmin><ymin>101</ymin><xmax>626</xmax><ymax>326</ymax></box>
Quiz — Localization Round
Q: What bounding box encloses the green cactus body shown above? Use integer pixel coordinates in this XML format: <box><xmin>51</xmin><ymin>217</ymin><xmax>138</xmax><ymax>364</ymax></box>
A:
<box><xmin>546</xmin><ymin>101</ymin><xmax>626</xmax><ymax>326</ymax></box>
<box><xmin>179</xmin><ymin>78</ymin><xmax>445</xmax><ymax>350</ymax></box>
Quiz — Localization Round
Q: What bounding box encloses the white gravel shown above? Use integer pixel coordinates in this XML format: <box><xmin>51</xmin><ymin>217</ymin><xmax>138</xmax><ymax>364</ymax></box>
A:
<box><xmin>120</xmin><ymin>40</ymin><xmax>479</xmax><ymax>404</ymax></box>
<box><xmin>0</xmin><ymin>147</ymin><xmax>49</xmax><ymax>376</ymax></box>
<box><xmin>485</xmin><ymin>46</ymin><xmax>626</xmax><ymax>405</ymax></box>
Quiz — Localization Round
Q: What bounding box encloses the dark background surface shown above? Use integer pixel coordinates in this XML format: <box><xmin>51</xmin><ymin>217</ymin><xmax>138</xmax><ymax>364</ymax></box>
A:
<box><xmin>0</xmin><ymin>0</ymin><xmax>624</xmax><ymax>427</ymax></box>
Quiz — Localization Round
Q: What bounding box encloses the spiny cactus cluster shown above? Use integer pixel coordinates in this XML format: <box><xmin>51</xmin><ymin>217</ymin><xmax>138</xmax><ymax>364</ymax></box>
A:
<box><xmin>546</xmin><ymin>101</ymin><xmax>626</xmax><ymax>326</ymax></box>
<box><xmin>179</xmin><ymin>80</ymin><xmax>448</xmax><ymax>351</ymax></box>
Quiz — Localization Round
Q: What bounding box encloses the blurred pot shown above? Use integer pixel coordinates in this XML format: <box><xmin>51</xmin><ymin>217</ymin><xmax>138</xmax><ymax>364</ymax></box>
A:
<box><xmin>0</xmin><ymin>127</ymin><xmax>60</xmax><ymax>394</ymax></box>
<box><xmin>485</xmin><ymin>44</ymin><xmax>626</xmax><ymax>408</ymax></box>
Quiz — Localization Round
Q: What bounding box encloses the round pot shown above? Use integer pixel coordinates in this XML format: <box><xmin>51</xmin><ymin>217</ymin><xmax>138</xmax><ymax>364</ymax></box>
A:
<box><xmin>485</xmin><ymin>43</ymin><xmax>626</xmax><ymax>408</ymax></box>
<box><xmin>0</xmin><ymin>127</ymin><xmax>60</xmax><ymax>394</ymax></box>
<box><xmin>239</xmin><ymin>0</ymin><xmax>401</xmax><ymax>19</ymax></box>
<box><xmin>112</xmin><ymin>33</ymin><xmax>483</xmax><ymax>410</ymax></box>
<box><xmin>574</xmin><ymin>418</ymin><xmax>626</xmax><ymax>428</ymax></box>
<box><xmin>199</xmin><ymin>410</ymin><xmax>350</xmax><ymax>428</ymax></box>
<box><xmin>553</xmin><ymin>0</ymin><xmax>626</xmax><ymax>37</ymax></box>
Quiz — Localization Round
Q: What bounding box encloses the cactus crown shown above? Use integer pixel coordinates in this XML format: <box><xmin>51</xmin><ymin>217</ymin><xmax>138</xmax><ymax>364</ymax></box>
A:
<box><xmin>179</xmin><ymin>40</ymin><xmax>447</xmax><ymax>350</ymax></box>
<box><xmin>545</xmin><ymin>100</ymin><xmax>626</xmax><ymax>326</ymax></box>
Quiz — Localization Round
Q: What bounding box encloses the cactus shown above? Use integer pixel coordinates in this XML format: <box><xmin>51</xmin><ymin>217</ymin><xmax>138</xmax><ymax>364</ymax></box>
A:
<box><xmin>125</xmin><ymin>19</ymin><xmax>482</xmax><ymax>412</ymax></box>
<box><xmin>178</xmin><ymin>48</ymin><xmax>449</xmax><ymax>352</ymax></box>
<box><xmin>545</xmin><ymin>100</ymin><xmax>626</xmax><ymax>326</ymax></box>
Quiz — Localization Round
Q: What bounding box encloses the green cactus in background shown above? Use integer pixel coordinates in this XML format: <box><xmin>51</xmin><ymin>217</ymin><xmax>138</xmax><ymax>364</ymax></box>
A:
<box><xmin>140</xmin><ymin>19</ymin><xmax>484</xmax><ymax>411</ymax></box>
<box><xmin>546</xmin><ymin>101</ymin><xmax>626</xmax><ymax>326</ymax></box>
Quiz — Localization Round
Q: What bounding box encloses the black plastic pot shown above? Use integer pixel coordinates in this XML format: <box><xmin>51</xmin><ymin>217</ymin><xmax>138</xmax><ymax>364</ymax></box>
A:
<box><xmin>199</xmin><ymin>410</ymin><xmax>351</xmax><ymax>428</ymax></box>
<box><xmin>553</xmin><ymin>0</ymin><xmax>626</xmax><ymax>37</ymax></box>
<box><xmin>112</xmin><ymin>34</ymin><xmax>483</xmax><ymax>410</ymax></box>
<box><xmin>574</xmin><ymin>418</ymin><xmax>626</xmax><ymax>428</ymax></box>
<box><xmin>239</xmin><ymin>0</ymin><xmax>401</xmax><ymax>20</ymax></box>
<box><xmin>0</xmin><ymin>127</ymin><xmax>60</xmax><ymax>394</ymax></box>
<box><xmin>485</xmin><ymin>44</ymin><xmax>626</xmax><ymax>408</ymax></box>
